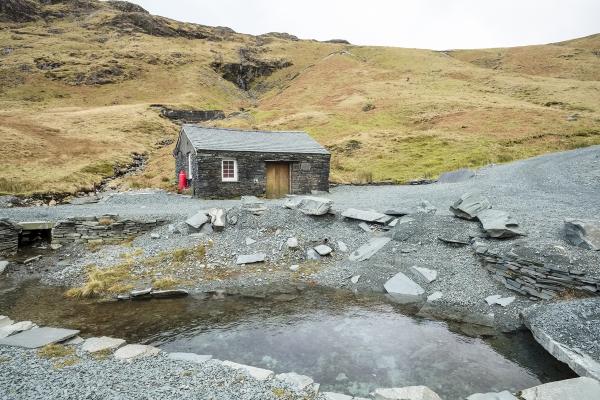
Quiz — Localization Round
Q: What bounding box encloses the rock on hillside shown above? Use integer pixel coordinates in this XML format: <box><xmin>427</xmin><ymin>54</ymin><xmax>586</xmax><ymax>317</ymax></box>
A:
<box><xmin>0</xmin><ymin>0</ymin><xmax>40</xmax><ymax>22</ymax></box>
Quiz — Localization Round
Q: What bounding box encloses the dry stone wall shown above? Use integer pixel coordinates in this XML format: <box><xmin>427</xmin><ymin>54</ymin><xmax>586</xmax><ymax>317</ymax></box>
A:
<box><xmin>51</xmin><ymin>215</ymin><xmax>164</xmax><ymax>245</ymax></box>
<box><xmin>0</xmin><ymin>219</ymin><xmax>20</xmax><ymax>256</ymax></box>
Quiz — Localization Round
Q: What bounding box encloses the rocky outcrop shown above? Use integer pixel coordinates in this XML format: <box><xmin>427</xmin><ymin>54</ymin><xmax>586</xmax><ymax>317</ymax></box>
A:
<box><xmin>106</xmin><ymin>1</ymin><xmax>149</xmax><ymax>14</ymax></box>
<box><xmin>0</xmin><ymin>0</ymin><xmax>40</xmax><ymax>22</ymax></box>
<box><xmin>159</xmin><ymin>107</ymin><xmax>225</xmax><ymax>123</ymax></box>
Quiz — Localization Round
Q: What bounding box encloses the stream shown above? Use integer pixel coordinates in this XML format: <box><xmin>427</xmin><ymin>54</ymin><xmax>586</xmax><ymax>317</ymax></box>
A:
<box><xmin>0</xmin><ymin>280</ymin><xmax>575</xmax><ymax>399</ymax></box>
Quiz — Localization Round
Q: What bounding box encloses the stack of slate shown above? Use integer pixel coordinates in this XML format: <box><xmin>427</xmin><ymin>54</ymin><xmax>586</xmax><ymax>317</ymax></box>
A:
<box><xmin>0</xmin><ymin>219</ymin><xmax>20</xmax><ymax>256</ymax></box>
<box><xmin>475</xmin><ymin>245</ymin><xmax>600</xmax><ymax>300</ymax></box>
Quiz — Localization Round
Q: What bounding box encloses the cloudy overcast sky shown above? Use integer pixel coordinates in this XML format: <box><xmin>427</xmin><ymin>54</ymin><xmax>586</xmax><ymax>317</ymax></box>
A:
<box><xmin>127</xmin><ymin>0</ymin><xmax>599</xmax><ymax>50</ymax></box>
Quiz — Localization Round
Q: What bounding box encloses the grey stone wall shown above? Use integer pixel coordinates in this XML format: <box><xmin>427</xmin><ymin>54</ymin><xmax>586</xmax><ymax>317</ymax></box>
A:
<box><xmin>191</xmin><ymin>151</ymin><xmax>330</xmax><ymax>199</ymax></box>
<box><xmin>51</xmin><ymin>215</ymin><xmax>164</xmax><ymax>245</ymax></box>
<box><xmin>0</xmin><ymin>219</ymin><xmax>20</xmax><ymax>256</ymax></box>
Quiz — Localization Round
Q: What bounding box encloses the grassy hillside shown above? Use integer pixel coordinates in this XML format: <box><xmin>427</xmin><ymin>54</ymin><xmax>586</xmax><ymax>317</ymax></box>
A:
<box><xmin>1</xmin><ymin>0</ymin><xmax>599</xmax><ymax>195</ymax></box>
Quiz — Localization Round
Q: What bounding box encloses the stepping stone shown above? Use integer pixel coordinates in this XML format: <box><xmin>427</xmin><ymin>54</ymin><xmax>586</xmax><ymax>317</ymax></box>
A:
<box><xmin>342</xmin><ymin>208</ymin><xmax>392</xmax><ymax>223</ymax></box>
<box><xmin>245</xmin><ymin>237</ymin><xmax>256</xmax><ymax>246</ymax></box>
<box><xmin>520</xmin><ymin>377</ymin><xmax>600</xmax><ymax>400</ymax></box>
<box><xmin>0</xmin><ymin>321</ymin><xmax>36</xmax><ymax>338</ymax></box>
<box><xmin>337</xmin><ymin>241</ymin><xmax>348</xmax><ymax>252</ymax></box>
<box><xmin>467</xmin><ymin>391</ymin><xmax>518</xmax><ymax>400</ymax></box>
<box><xmin>81</xmin><ymin>336</ymin><xmax>126</xmax><ymax>353</ymax></box>
<box><xmin>374</xmin><ymin>386</ymin><xmax>442</xmax><ymax>400</ymax></box>
<box><xmin>0</xmin><ymin>315</ymin><xmax>13</xmax><ymax>328</ymax></box>
<box><xmin>114</xmin><ymin>344</ymin><xmax>160</xmax><ymax>361</ymax></box>
<box><xmin>450</xmin><ymin>192</ymin><xmax>491</xmax><ymax>220</ymax></box>
<box><xmin>384</xmin><ymin>272</ymin><xmax>425</xmax><ymax>303</ymax></box>
<box><xmin>411</xmin><ymin>266</ymin><xmax>437</xmax><ymax>283</ymax></box>
<box><xmin>168</xmin><ymin>352</ymin><xmax>212</xmax><ymax>364</ymax></box>
<box><xmin>151</xmin><ymin>289</ymin><xmax>189</xmax><ymax>298</ymax></box>
<box><xmin>275</xmin><ymin>372</ymin><xmax>315</xmax><ymax>391</ymax></box>
<box><xmin>0</xmin><ymin>327</ymin><xmax>79</xmax><ymax>349</ymax></box>
<box><xmin>427</xmin><ymin>291</ymin><xmax>443</xmax><ymax>302</ymax></box>
<box><xmin>314</xmin><ymin>245</ymin><xmax>332</xmax><ymax>256</ymax></box>
<box><xmin>221</xmin><ymin>360</ymin><xmax>274</xmax><ymax>381</ymax></box>
<box><xmin>236</xmin><ymin>253</ymin><xmax>266</xmax><ymax>265</ymax></box>
<box><xmin>349</xmin><ymin>237</ymin><xmax>391</xmax><ymax>262</ymax></box>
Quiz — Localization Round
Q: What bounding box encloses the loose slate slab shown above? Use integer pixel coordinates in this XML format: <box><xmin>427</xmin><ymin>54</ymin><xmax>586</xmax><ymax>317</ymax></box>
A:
<box><xmin>411</xmin><ymin>266</ymin><xmax>437</xmax><ymax>283</ymax></box>
<box><xmin>314</xmin><ymin>244</ymin><xmax>333</xmax><ymax>256</ymax></box>
<box><xmin>151</xmin><ymin>289</ymin><xmax>189</xmax><ymax>299</ymax></box>
<box><xmin>466</xmin><ymin>391</ymin><xmax>518</xmax><ymax>400</ymax></box>
<box><xmin>275</xmin><ymin>372</ymin><xmax>315</xmax><ymax>391</ymax></box>
<box><xmin>82</xmin><ymin>336</ymin><xmax>126</xmax><ymax>353</ymax></box>
<box><xmin>450</xmin><ymin>192</ymin><xmax>491</xmax><ymax>220</ymax></box>
<box><xmin>384</xmin><ymin>272</ymin><xmax>425</xmax><ymax>303</ymax></box>
<box><xmin>519</xmin><ymin>377</ymin><xmax>600</xmax><ymax>400</ymax></box>
<box><xmin>114</xmin><ymin>344</ymin><xmax>160</xmax><ymax>361</ymax></box>
<box><xmin>477</xmin><ymin>209</ymin><xmax>524</xmax><ymax>238</ymax></box>
<box><xmin>384</xmin><ymin>209</ymin><xmax>412</xmax><ymax>217</ymax></box>
<box><xmin>0</xmin><ymin>315</ymin><xmax>13</xmax><ymax>328</ymax></box>
<box><xmin>349</xmin><ymin>237</ymin><xmax>391</xmax><ymax>262</ymax></box>
<box><xmin>427</xmin><ymin>291</ymin><xmax>443</xmax><ymax>302</ymax></box>
<box><xmin>564</xmin><ymin>219</ymin><xmax>600</xmax><ymax>251</ymax></box>
<box><xmin>284</xmin><ymin>196</ymin><xmax>332</xmax><ymax>216</ymax></box>
<box><xmin>358</xmin><ymin>222</ymin><xmax>372</xmax><ymax>232</ymax></box>
<box><xmin>0</xmin><ymin>327</ymin><xmax>79</xmax><ymax>348</ymax></box>
<box><xmin>342</xmin><ymin>208</ymin><xmax>392</xmax><ymax>224</ymax></box>
<box><xmin>168</xmin><ymin>352</ymin><xmax>212</xmax><ymax>364</ymax></box>
<box><xmin>185</xmin><ymin>211</ymin><xmax>209</xmax><ymax>229</ymax></box>
<box><xmin>236</xmin><ymin>253</ymin><xmax>266</xmax><ymax>265</ymax></box>
<box><xmin>374</xmin><ymin>386</ymin><xmax>442</xmax><ymax>400</ymax></box>
<box><xmin>221</xmin><ymin>360</ymin><xmax>274</xmax><ymax>381</ymax></box>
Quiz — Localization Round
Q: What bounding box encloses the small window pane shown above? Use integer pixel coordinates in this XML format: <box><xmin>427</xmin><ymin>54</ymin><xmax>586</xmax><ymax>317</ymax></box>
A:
<box><xmin>222</xmin><ymin>160</ymin><xmax>236</xmax><ymax>180</ymax></box>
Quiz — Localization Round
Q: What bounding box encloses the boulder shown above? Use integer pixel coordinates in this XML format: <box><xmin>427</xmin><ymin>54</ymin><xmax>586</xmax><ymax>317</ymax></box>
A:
<box><xmin>438</xmin><ymin>168</ymin><xmax>475</xmax><ymax>183</ymax></box>
<box><xmin>285</xmin><ymin>196</ymin><xmax>332</xmax><ymax>216</ymax></box>
<box><xmin>314</xmin><ymin>244</ymin><xmax>332</xmax><ymax>256</ymax></box>
<box><xmin>0</xmin><ymin>327</ymin><xmax>79</xmax><ymax>348</ymax></box>
<box><xmin>185</xmin><ymin>211</ymin><xmax>209</xmax><ymax>229</ymax></box>
<box><xmin>342</xmin><ymin>208</ymin><xmax>392</xmax><ymax>224</ymax></box>
<box><xmin>348</xmin><ymin>237</ymin><xmax>391</xmax><ymax>262</ymax></box>
<box><xmin>411</xmin><ymin>266</ymin><xmax>437</xmax><ymax>283</ymax></box>
<box><xmin>221</xmin><ymin>360</ymin><xmax>274</xmax><ymax>381</ymax></box>
<box><xmin>81</xmin><ymin>336</ymin><xmax>126</xmax><ymax>353</ymax></box>
<box><xmin>564</xmin><ymin>219</ymin><xmax>600</xmax><ymax>250</ymax></box>
<box><xmin>450</xmin><ymin>192</ymin><xmax>491</xmax><ymax>220</ymax></box>
<box><xmin>168</xmin><ymin>352</ymin><xmax>212</xmax><ymax>364</ymax></box>
<box><xmin>114</xmin><ymin>344</ymin><xmax>160</xmax><ymax>361</ymax></box>
<box><xmin>477</xmin><ymin>209</ymin><xmax>524</xmax><ymax>238</ymax></box>
<box><xmin>275</xmin><ymin>372</ymin><xmax>315</xmax><ymax>391</ymax></box>
<box><xmin>287</xmin><ymin>237</ymin><xmax>299</xmax><ymax>249</ymax></box>
<box><xmin>236</xmin><ymin>253</ymin><xmax>266</xmax><ymax>265</ymax></box>
<box><xmin>374</xmin><ymin>386</ymin><xmax>442</xmax><ymax>400</ymax></box>
<box><xmin>384</xmin><ymin>272</ymin><xmax>425</xmax><ymax>303</ymax></box>
<box><xmin>466</xmin><ymin>391</ymin><xmax>518</xmax><ymax>400</ymax></box>
<box><xmin>519</xmin><ymin>377</ymin><xmax>600</xmax><ymax>400</ymax></box>
<box><xmin>208</xmin><ymin>208</ymin><xmax>225</xmax><ymax>231</ymax></box>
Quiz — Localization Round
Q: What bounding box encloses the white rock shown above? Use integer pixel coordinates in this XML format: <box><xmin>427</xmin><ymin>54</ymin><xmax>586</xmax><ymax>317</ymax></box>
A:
<box><xmin>0</xmin><ymin>315</ymin><xmax>13</xmax><ymax>328</ymax></box>
<box><xmin>384</xmin><ymin>272</ymin><xmax>425</xmax><ymax>302</ymax></box>
<box><xmin>287</xmin><ymin>237</ymin><xmax>299</xmax><ymax>249</ymax></box>
<box><xmin>337</xmin><ymin>241</ymin><xmax>348</xmax><ymax>252</ymax></box>
<box><xmin>485</xmin><ymin>295</ymin><xmax>515</xmax><ymax>307</ymax></box>
<box><xmin>82</xmin><ymin>336</ymin><xmax>126</xmax><ymax>353</ymax></box>
<box><xmin>374</xmin><ymin>386</ymin><xmax>443</xmax><ymax>400</ymax></box>
<box><xmin>485</xmin><ymin>295</ymin><xmax>503</xmax><ymax>305</ymax></box>
<box><xmin>427</xmin><ymin>291</ymin><xmax>443</xmax><ymax>302</ymax></box>
<box><xmin>0</xmin><ymin>260</ymin><xmax>8</xmax><ymax>274</ymax></box>
<box><xmin>351</xmin><ymin>275</ymin><xmax>361</xmax><ymax>284</ymax></box>
<box><xmin>236</xmin><ymin>253</ymin><xmax>266</xmax><ymax>265</ymax></box>
<box><xmin>168</xmin><ymin>352</ymin><xmax>212</xmax><ymax>364</ymax></box>
<box><xmin>290</xmin><ymin>264</ymin><xmax>300</xmax><ymax>271</ymax></box>
<box><xmin>221</xmin><ymin>360</ymin><xmax>274</xmax><ymax>381</ymax></box>
<box><xmin>314</xmin><ymin>244</ymin><xmax>333</xmax><ymax>256</ymax></box>
<box><xmin>411</xmin><ymin>266</ymin><xmax>437</xmax><ymax>283</ymax></box>
<box><xmin>388</xmin><ymin>218</ymin><xmax>399</xmax><ymax>227</ymax></box>
<box><xmin>467</xmin><ymin>391</ymin><xmax>518</xmax><ymax>400</ymax></box>
<box><xmin>349</xmin><ymin>237</ymin><xmax>391</xmax><ymax>262</ymax></box>
<box><xmin>520</xmin><ymin>377</ymin><xmax>600</xmax><ymax>400</ymax></box>
<box><xmin>245</xmin><ymin>237</ymin><xmax>256</xmax><ymax>246</ymax></box>
<box><xmin>0</xmin><ymin>321</ymin><xmax>36</xmax><ymax>338</ymax></box>
<box><xmin>208</xmin><ymin>208</ymin><xmax>225</xmax><ymax>231</ymax></box>
<box><xmin>275</xmin><ymin>372</ymin><xmax>315</xmax><ymax>391</ymax></box>
<box><xmin>321</xmin><ymin>393</ymin><xmax>353</xmax><ymax>400</ymax></box>
<box><xmin>114</xmin><ymin>344</ymin><xmax>160</xmax><ymax>361</ymax></box>
<box><xmin>150</xmin><ymin>233</ymin><xmax>160</xmax><ymax>239</ymax></box>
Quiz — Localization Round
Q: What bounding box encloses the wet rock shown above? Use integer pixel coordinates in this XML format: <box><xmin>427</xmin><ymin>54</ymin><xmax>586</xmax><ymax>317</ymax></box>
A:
<box><xmin>466</xmin><ymin>391</ymin><xmax>518</xmax><ymax>400</ymax></box>
<box><xmin>374</xmin><ymin>386</ymin><xmax>442</xmax><ymax>400</ymax></box>
<box><xmin>519</xmin><ymin>377</ymin><xmax>600</xmax><ymax>400</ymax></box>
<box><xmin>0</xmin><ymin>327</ymin><xmax>78</xmax><ymax>348</ymax></box>
<box><xmin>151</xmin><ymin>289</ymin><xmax>189</xmax><ymax>298</ymax></box>
<box><xmin>477</xmin><ymin>209</ymin><xmax>524</xmax><ymax>238</ymax></box>
<box><xmin>450</xmin><ymin>192</ymin><xmax>491</xmax><ymax>220</ymax></box>
<box><xmin>275</xmin><ymin>372</ymin><xmax>315</xmax><ymax>391</ymax></box>
<box><xmin>114</xmin><ymin>344</ymin><xmax>160</xmax><ymax>361</ymax></box>
<box><xmin>168</xmin><ymin>352</ymin><xmax>212</xmax><ymax>364</ymax></box>
<box><xmin>284</xmin><ymin>196</ymin><xmax>333</xmax><ymax>216</ymax></box>
<box><xmin>221</xmin><ymin>360</ymin><xmax>274</xmax><ymax>381</ymax></box>
<box><xmin>348</xmin><ymin>237</ymin><xmax>391</xmax><ymax>261</ymax></box>
<box><xmin>358</xmin><ymin>222</ymin><xmax>372</xmax><ymax>232</ymax></box>
<box><xmin>410</xmin><ymin>266</ymin><xmax>437</xmax><ymax>283</ymax></box>
<box><xmin>384</xmin><ymin>272</ymin><xmax>425</xmax><ymax>303</ymax></box>
<box><xmin>236</xmin><ymin>253</ymin><xmax>266</xmax><ymax>265</ymax></box>
<box><xmin>82</xmin><ymin>336</ymin><xmax>126</xmax><ymax>353</ymax></box>
<box><xmin>314</xmin><ymin>244</ymin><xmax>332</xmax><ymax>256</ymax></box>
<box><xmin>564</xmin><ymin>219</ymin><xmax>600</xmax><ymax>250</ymax></box>
<box><xmin>342</xmin><ymin>208</ymin><xmax>392</xmax><ymax>224</ymax></box>
<box><xmin>185</xmin><ymin>211</ymin><xmax>209</xmax><ymax>229</ymax></box>
<box><xmin>438</xmin><ymin>168</ymin><xmax>475</xmax><ymax>183</ymax></box>
<box><xmin>287</xmin><ymin>237</ymin><xmax>299</xmax><ymax>249</ymax></box>
<box><xmin>130</xmin><ymin>288</ymin><xmax>152</xmax><ymax>298</ymax></box>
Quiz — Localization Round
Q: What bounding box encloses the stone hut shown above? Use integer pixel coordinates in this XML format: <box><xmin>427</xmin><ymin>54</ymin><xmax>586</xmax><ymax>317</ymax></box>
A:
<box><xmin>173</xmin><ymin>125</ymin><xmax>330</xmax><ymax>199</ymax></box>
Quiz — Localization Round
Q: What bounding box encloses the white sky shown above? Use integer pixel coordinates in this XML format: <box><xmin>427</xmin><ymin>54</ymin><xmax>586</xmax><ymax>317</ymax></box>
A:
<box><xmin>126</xmin><ymin>0</ymin><xmax>600</xmax><ymax>50</ymax></box>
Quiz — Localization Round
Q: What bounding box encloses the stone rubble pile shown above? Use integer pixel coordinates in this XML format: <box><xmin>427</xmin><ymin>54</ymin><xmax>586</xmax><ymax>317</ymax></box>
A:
<box><xmin>475</xmin><ymin>244</ymin><xmax>600</xmax><ymax>299</ymax></box>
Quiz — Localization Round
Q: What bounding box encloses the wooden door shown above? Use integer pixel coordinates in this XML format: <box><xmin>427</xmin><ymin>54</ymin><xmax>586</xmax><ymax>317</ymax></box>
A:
<box><xmin>265</xmin><ymin>162</ymin><xmax>290</xmax><ymax>199</ymax></box>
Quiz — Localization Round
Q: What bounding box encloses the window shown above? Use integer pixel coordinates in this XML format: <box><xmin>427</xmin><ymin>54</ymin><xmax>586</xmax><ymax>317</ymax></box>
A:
<box><xmin>221</xmin><ymin>159</ymin><xmax>237</xmax><ymax>182</ymax></box>
<box><xmin>188</xmin><ymin>153</ymin><xmax>193</xmax><ymax>179</ymax></box>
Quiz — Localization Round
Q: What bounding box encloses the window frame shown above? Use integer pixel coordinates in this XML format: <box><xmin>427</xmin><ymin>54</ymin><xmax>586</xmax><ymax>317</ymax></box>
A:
<box><xmin>187</xmin><ymin>153</ymin><xmax>193</xmax><ymax>179</ymax></box>
<box><xmin>221</xmin><ymin>159</ymin><xmax>238</xmax><ymax>182</ymax></box>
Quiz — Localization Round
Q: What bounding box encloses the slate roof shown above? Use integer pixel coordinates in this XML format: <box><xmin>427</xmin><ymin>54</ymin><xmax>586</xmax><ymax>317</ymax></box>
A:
<box><xmin>181</xmin><ymin>125</ymin><xmax>330</xmax><ymax>155</ymax></box>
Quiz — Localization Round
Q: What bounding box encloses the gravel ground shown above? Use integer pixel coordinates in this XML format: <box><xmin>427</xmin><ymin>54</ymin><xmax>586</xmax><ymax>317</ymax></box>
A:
<box><xmin>0</xmin><ymin>346</ymin><xmax>314</xmax><ymax>400</ymax></box>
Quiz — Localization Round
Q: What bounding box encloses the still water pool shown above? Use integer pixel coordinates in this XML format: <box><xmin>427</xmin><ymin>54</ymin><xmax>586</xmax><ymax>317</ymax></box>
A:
<box><xmin>0</xmin><ymin>281</ymin><xmax>575</xmax><ymax>399</ymax></box>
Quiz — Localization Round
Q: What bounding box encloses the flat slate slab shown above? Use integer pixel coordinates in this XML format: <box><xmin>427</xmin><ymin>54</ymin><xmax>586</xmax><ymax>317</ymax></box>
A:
<box><xmin>374</xmin><ymin>386</ymin><xmax>442</xmax><ymax>400</ymax></box>
<box><xmin>284</xmin><ymin>196</ymin><xmax>333</xmax><ymax>215</ymax></box>
<box><xmin>221</xmin><ymin>360</ymin><xmax>274</xmax><ymax>381</ymax></box>
<box><xmin>342</xmin><ymin>208</ymin><xmax>392</xmax><ymax>224</ymax></box>
<box><xmin>384</xmin><ymin>272</ymin><xmax>425</xmax><ymax>304</ymax></box>
<box><xmin>466</xmin><ymin>391</ymin><xmax>518</xmax><ymax>400</ymax></box>
<box><xmin>168</xmin><ymin>352</ymin><xmax>213</xmax><ymax>364</ymax></box>
<box><xmin>81</xmin><ymin>336</ymin><xmax>126</xmax><ymax>353</ymax></box>
<box><xmin>0</xmin><ymin>327</ymin><xmax>79</xmax><ymax>349</ymax></box>
<box><xmin>114</xmin><ymin>344</ymin><xmax>160</xmax><ymax>360</ymax></box>
<box><xmin>411</xmin><ymin>266</ymin><xmax>437</xmax><ymax>283</ymax></box>
<box><xmin>236</xmin><ymin>253</ymin><xmax>266</xmax><ymax>265</ymax></box>
<box><xmin>519</xmin><ymin>377</ymin><xmax>600</xmax><ymax>400</ymax></box>
<box><xmin>185</xmin><ymin>211</ymin><xmax>209</xmax><ymax>229</ymax></box>
<box><xmin>449</xmin><ymin>192</ymin><xmax>491</xmax><ymax>220</ymax></box>
<box><xmin>478</xmin><ymin>209</ymin><xmax>524</xmax><ymax>238</ymax></box>
<box><xmin>348</xmin><ymin>237</ymin><xmax>391</xmax><ymax>262</ymax></box>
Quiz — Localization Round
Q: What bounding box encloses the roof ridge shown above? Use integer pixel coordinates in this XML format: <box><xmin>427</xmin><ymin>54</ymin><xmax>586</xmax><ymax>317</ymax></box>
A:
<box><xmin>182</xmin><ymin>124</ymin><xmax>308</xmax><ymax>134</ymax></box>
